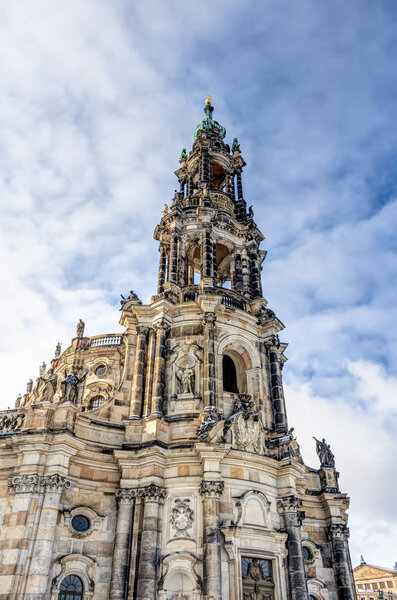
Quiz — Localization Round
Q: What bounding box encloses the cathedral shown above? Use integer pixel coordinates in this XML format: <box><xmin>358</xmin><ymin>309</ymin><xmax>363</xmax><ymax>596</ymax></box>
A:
<box><xmin>0</xmin><ymin>99</ymin><xmax>356</xmax><ymax>600</ymax></box>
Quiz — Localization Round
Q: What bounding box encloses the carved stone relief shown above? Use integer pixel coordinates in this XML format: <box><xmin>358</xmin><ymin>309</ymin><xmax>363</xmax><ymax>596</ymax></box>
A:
<box><xmin>170</xmin><ymin>497</ymin><xmax>194</xmax><ymax>538</ymax></box>
<box><xmin>0</xmin><ymin>413</ymin><xmax>24</xmax><ymax>433</ymax></box>
<box><xmin>241</xmin><ymin>557</ymin><xmax>274</xmax><ymax>600</ymax></box>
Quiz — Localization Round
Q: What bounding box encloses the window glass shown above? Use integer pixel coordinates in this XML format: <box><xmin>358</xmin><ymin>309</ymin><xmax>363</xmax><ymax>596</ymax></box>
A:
<box><xmin>59</xmin><ymin>574</ymin><xmax>83</xmax><ymax>600</ymax></box>
<box><xmin>71</xmin><ymin>514</ymin><xmax>90</xmax><ymax>533</ymax></box>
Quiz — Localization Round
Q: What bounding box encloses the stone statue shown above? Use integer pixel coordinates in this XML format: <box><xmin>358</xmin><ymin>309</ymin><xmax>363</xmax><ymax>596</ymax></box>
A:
<box><xmin>180</xmin><ymin>147</ymin><xmax>187</xmax><ymax>160</ymax></box>
<box><xmin>163</xmin><ymin>204</ymin><xmax>169</xmax><ymax>217</ymax></box>
<box><xmin>26</xmin><ymin>379</ymin><xmax>33</xmax><ymax>394</ymax></box>
<box><xmin>15</xmin><ymin>394</ymin><xmax>22</xmax><ymax>408</ymax></box>
<box><xmin>313</xmin><ymin>437</ymin><xmax>335</xmax><ymax>467</ymax></box>
<box><xmin>40</xmin><ymin>368</ymin><xmax>58</xmax><ymax>402</ymax></box>
<box><xmin>76</xmin><ymin>319</ymin><xmax>85</xmax><ymax>338</ymax></box>
<box><xmin>120</xmin><ymin>290</ymin><xmax>142</xmax><ymax>306</ymax></box>
<box><xmin>176</xmin><ymin>367</ymin><xmax>195</xmax><ymax>395</ymax></box>
<box><xmin>197</xmin><ymin>406</ymin><xmax>222</xmax><ymax>440</ymax></box>
<box><xmin>39</xmin><ymin>362</ymin><xmax>46</xmax><ymax>377</ymax></box>
<box><xmin>55</xmin><ymin>342</ymin><xmax>61</xmax><ymax>359</ymax></box>
<box><xmin>60</xmin><ymin>371</ymin><xmax>87</xmax><ymax>404</ymax></box>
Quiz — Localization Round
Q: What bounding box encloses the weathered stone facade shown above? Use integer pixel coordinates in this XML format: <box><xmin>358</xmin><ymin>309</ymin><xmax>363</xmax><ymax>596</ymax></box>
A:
<box><xmin>0</xmin><ymin>99</ymin><xmax>356</xmax><ymax>600</ymax></box>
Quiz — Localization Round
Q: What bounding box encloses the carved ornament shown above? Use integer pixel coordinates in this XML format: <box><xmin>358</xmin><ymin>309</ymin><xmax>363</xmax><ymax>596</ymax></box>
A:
<box><xmin>137</xmin><ymin>484</ymin><xmax>167</xmax><ymax>503</ymax></box>
<box><xmin>115</xmin><ymin>488</ymin><xmax>137</xmax><ymax>504</ymax></box>
<box><xmin>277</xmin><ymin>495</ymin><xmax>302</xmax><ymax>513</ymax></box>
<box><xmin>199</xmin><ymin>480</ymin><xmax>224</xmax><ymax>498</ymax></box>
<box><xmin>327</xmin><ymin>523</ymin><xmax>349</xmax><ymax>541</ymax></box>
<box><xmin>171</xmin><ymin>498</ymin><xmax>194</xmax><ymax>537</ymax></box>
<box><xmin>0</xmin><ymin>413</ymin><xmax>25</xmax><ymax>433</ymax></box>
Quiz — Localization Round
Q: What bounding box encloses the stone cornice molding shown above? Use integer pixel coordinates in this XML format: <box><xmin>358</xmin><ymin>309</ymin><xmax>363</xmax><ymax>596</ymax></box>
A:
<box><xmin>137</xmin><ymin>484</ymin><xmax>167</xmax><ymax>503</ymax></box>
<box><xmin>277</xmin><ymin>494</ymin><xmax>302</xmax><ymax>513</ymax></box>
<box><xmin>115</xmin><ymin>488</ymin><xmax>137</xmax><ymax>504</ymax></box>
<box><xmin>7</xmin><ymin>472</ymin><xmax>72</xmax><ymax>494</ymax></box>
<box><xmin>199</xmin><ymin>480</ymin><xmax>224</xmax><ymax>498</ymax></box>
<box><xmin>327</xmin><ymin>523</ymin><xmax>350</xmax><ymax>541</ymax></box>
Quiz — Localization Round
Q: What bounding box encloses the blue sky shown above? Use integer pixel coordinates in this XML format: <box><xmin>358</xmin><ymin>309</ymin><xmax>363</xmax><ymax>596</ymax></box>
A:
<box><xmin>1</xmin><ymin>0</ymin><xmax>397</xmax><ymax>567</ymax></box>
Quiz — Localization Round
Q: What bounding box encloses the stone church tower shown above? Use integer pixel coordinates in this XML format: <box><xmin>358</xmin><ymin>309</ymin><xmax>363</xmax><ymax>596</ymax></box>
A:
<box><xmin>0</xmin><ymin>99</ymin><xmax>356</xmax><ymax>600</ymax></box>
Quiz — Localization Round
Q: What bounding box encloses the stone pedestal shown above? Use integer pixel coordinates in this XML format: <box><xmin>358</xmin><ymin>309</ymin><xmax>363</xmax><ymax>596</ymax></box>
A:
<box><xmin>199</xmin><ymin>480</ymin><xmax>224</xmax><ymax>600</ymax></box>
<box><xmin>278</xmin><ymin>495</ymin><xmax>309</xmax><ymax>600</ymax></box>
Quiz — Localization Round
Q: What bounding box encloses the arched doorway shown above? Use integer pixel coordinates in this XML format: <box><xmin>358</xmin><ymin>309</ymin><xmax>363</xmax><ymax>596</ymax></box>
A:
<box><xmin>58</xmin><ymin>575</ymin><xmax>83</xmax><ymax>600</ymax></box>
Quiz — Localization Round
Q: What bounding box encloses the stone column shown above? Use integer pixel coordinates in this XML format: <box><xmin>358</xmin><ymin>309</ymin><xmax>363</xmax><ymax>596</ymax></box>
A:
<box><xmin>201</xmin><ymin>224</ymin><xmax>214</xmax><ymax>283</ymax></box>
<box><xmin>234</xmin><ymin>253</ymin><xmax>243</xmax><ymax>292</ymax></box>
<box><xmin>241</xmin><ymin>248</ymin><xmax>252</xmax><ymax>299</ymax></box>
<box><xmin>328</xmin><ymin>524</ymin><xmax>356</xmax><ymax>600</ymax></box>
<box><xmin>130</xmin><ymin>326</ymin><xmax>148</xmax><ymax>419</ymax></box>
<box><xmin>250</xmin><ymin>249</ymin><xmax>263</xmax><ymax>298</ymax></box>
<box><xmin>203</xmin><ymin>312</ymin><xmax>216</xmax><ymax>407</ymax></box>
<box><xmin>169</xmin><ymin>234</ymin><xmax>179</xmax><ymax>284</ymax></box>
<box><xmin>236</xmin><ymin>170</ymin><xmax>243</xmax><ymax>200</ymax></box>
<box><xmin>143</xmin><ymin>328</ymin><xmax>156</xmax><ymax>417</ymax></box>
<box><xmin>136</xmin><ymin>484</ymin><xmax>167</xmax><ymax>600</ymax></box>
<box><xmin>157</xmin><ymin>244</ymin><xmax>167</xmax><ymax>294</ymax></box>
<box><xmin>265</xmin><ymin>335</ymin><xmax>288</xmax><ymax>433</ymax></box>
<box><xmin>2</xmin><ymin>474</ymin><xmax>45</xmax><ymax>600</ymax></box>
<box><xmin>151</xmin><ymin>322</ymin><xmax>168</xmax><ymax>416</ymax></box>
<box><xmin>278</xmin><ymin>495</ymin><xmax>309</xmax><ymax>600</ymax></box>
<box><xmin>110</xmin><ymin>488</ymin><xmax>136</xmax><ymax>600</ymax></box>
<box><xmin>25</xmin><ymin>474</ymin><xmax>71</xmax><ymax>600</ymax></box>
<box><xmin>226</xmin><ymin>172</ymin><xmax>235</xmax><ymax>198</ymax></box>
<box><xmin>199</xmin><ymin>480</ymin><xmax>224</xmax><ymax>600</ymax></box>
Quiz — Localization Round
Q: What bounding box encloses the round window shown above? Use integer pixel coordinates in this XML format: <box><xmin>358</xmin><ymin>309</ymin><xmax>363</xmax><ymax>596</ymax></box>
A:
<box><xmin>303</xmin><ymin>546</ymin><xmax>313</xmax><ymax>561</ymax></box>
<box><xmin>71</xmin><ymin>514</ymin><xmax>90</xmax><ymax>533</ymax></box>
<box><xmin>95</xmin><ymin>364</ymin><xmax>107</xmax><ymax>376</ymax></box>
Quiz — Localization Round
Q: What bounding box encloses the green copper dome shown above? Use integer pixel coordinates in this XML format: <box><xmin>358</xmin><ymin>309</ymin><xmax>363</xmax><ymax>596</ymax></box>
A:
<box><xmin>193</xmin><ymin>100</ymin><xmax>226</xmax><ymax>141</ymax></box>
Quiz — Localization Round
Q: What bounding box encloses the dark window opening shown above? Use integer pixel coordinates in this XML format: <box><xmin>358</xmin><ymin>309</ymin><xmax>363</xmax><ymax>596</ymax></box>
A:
<box><xmin>223</xmin><ymin>355</ymin><xmax>238</xmax><ymax>393</ymax></box>
<box><xmin>59</xmin><ymin>575</ymin><xmax>83</xmax><ymax>600</ymax></box>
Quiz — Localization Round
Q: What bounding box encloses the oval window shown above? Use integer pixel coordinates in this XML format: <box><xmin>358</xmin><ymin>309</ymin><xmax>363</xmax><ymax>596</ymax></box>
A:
<box><xmin>95</xmin><ymin>364</ymin><xmax>107</xmax><ymax>376</ymax></box>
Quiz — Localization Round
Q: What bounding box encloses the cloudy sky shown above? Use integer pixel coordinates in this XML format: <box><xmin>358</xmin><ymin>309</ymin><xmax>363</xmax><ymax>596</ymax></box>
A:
<box><xmin>1</xmin><ymin>0</ymin><xmax>396</xmax><ymax>568</ymax></box>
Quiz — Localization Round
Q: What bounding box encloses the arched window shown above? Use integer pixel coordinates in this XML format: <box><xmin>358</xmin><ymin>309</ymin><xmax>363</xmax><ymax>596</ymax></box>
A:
<box><xmin>90</xmin><ymin>395</ymin><xmax>104</xmax><ymax>410</ymax></box>
<box><xmin>223</xmin><ymin>355</ymin><xmax>238</xmax><ymax>393</ymax></box>
<box><xmin>59</xmin><ymin>575</ymin><xmax>83</xmax><ymax>600</ymax></box>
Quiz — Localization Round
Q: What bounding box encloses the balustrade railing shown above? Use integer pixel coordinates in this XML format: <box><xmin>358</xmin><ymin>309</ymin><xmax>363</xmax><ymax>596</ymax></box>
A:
<box><xmin>90</xmin><ymin>335</ymin><xmax>122</xmax><ymax>348</ymax></box>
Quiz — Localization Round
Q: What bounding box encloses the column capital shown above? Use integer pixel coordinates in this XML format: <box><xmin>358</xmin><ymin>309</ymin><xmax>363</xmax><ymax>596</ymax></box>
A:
<box><xmin>277</xmin><ymin>494</ymin><xmax>302</xmax><ymax>513</ymax></box>
<box><xmin>199</xmin><ymin>479</ymin><xmax>224</xmax><ymax>498</ymax></box>
<box><xmin>264</xmin><ymin>334</ymin><xmax>280</xmax><ymax>351</ymax></box>
<box><xmin>7</xmin><ymin>473</ymin><xmax>42</xmax><ymax>494</ymax></box>
<box><xmin>116</xmin><ymin>487</ymin><xmax>137</xmax><ymax>504</ymax></box>
<box><xmin>136</xmin><ymin>325</ymin><xmax>149</xmax><ymax>337</ymax></box>
<box><xmin>327</xmin><ymin>523</ymin><xmax>350</xmax><ymax>541</ymax></box>
<box><xmin>44</xmin><ymin>473</ymin><xmax>72</xmax><ymax>492</ymax></box>
<box><xmin>7</xmin><ymin>472</ymin><xmax>72</xmax><ymax>494</ymax></box>
<box><xmin>137</xmin><ymin>483</ymin><xmax>167</xmax><ymax>503</ymax></box>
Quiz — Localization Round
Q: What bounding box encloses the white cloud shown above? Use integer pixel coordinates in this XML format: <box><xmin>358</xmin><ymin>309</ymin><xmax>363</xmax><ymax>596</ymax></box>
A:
<box><xmin>286</xmin><ymin>360</ymin><xmax>397</xmax><ymax>567</ymax></box>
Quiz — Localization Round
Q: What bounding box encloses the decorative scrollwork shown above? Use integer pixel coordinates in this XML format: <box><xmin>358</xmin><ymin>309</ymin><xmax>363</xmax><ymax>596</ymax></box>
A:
<box><xmin>327</xmin><ymin>523</ymin><xmax>349</xmax><ymax>541</ymax></box>
<box><xmin>137</xmin><ymin>484</ymin><xmax>167</xmax><ymax>503</ymax></box>
<box><xmin>115</xmin><ymin>488</ymin><xmax>137</xmax><ymax>504</ymax></box>
<box><xmin>171</xmin><ymin>498</ymin><xmax>194</xmax><ymax>537</ymax></box>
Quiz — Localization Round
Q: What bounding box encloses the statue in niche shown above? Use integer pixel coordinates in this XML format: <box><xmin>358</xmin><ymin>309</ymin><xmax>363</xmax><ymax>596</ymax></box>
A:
<box><xmin>76</xmin><ymin>319</ymin><xmax>85</xmax><ymax>338</ymax></box>
<box><xmin>60</xmin><ymin>371</ymin><xmax>87</xmax><ymax>404</ymax></box>
<box><xmin>313</xmin><ymin>436</ymin><xmax>335</xmax><ymax>467</ymax></box>
<box><xmin>176</xmin><ymin>367</ymin><xmax>195</xmax><ymax>395</ymax></box>
<box><xmin>40</xmin><ymin>368</ymin><xmax>58</xmax><ymax>402</ymax></box>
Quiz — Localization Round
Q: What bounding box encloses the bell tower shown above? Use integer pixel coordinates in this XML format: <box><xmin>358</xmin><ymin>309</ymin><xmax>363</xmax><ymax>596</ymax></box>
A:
<box><xmin>155</xmin><ymin>96</ymin><xmax>265</xmax><ymax>303</ymax></box>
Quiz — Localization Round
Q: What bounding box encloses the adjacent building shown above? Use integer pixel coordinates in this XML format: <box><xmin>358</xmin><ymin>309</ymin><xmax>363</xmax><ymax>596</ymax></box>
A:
<box><xmin>354</xmin><ymin>558</ymin><xmax>397</xmax><ymax>600</ymax></box>
<box><xmin>0</xmin><ymin>99</ymin><xmax>357</xmax><ymax>600</ymax></box>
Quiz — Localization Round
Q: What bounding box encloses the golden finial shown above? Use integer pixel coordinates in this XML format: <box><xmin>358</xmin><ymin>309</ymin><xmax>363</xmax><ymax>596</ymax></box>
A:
<box><xmin>205</xmin><ymin>94</ymin><xmax>212</xmax><ymax>105</ymax></box>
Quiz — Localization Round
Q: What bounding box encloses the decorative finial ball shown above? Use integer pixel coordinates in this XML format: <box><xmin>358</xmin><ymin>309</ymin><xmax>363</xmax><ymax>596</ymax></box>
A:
<box><xmin>205</xmin><ymin>94</ymin><xmax>212</xmax><ymax>105</ymax></box>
